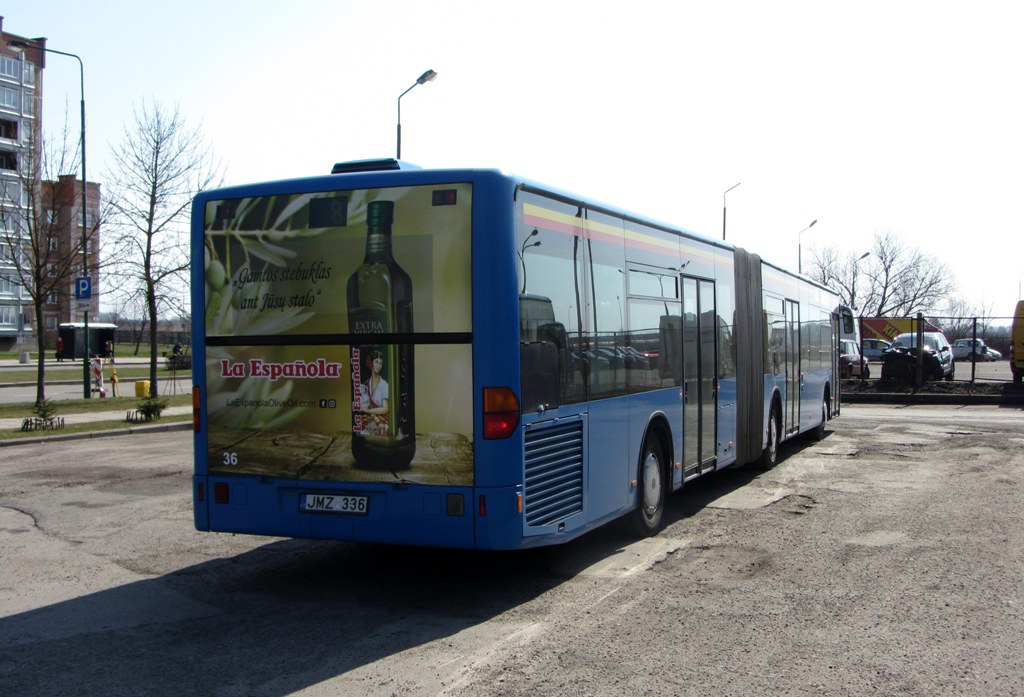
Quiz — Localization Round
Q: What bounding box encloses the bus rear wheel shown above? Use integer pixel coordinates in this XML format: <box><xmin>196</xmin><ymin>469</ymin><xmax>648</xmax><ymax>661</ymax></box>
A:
<box><xmin>623</xmin><ymin>435</ymin><xmax>666</xmax><ymax>537</ymax></box>
<box><xmin>755</xmin><ymin>405</ymin><xmax>781</xmax><ymax>470</ymax></box>
<box><xmin>807</xmin><ymin>396</ymin><xmax>828</xmax><ymax>441</ymax></box>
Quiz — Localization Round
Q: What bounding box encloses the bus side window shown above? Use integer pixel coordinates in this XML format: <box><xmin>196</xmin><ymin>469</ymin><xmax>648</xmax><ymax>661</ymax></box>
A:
<box><xmin>842</xmin><ymin>308</ymin><xmax>855</xmax><ymax>336</ymax></box>
<box><xmin>520</xmin><ymin>323</ymin><xmax>567</xmax><ymax>413</ymax></box>
<box><xmin>519</xmin><ymin>294</ymin><xmax>567</xmax><ymax>412</ymax></box>
<box><xmin>539</xmin><ymin>321</ymin><xmax>571</xmax><ymax>387</ymax></box>
<box><xmin>659</xmin><ymin>315</ymin><xmax>683</xmax><ymax>383</ymax></box>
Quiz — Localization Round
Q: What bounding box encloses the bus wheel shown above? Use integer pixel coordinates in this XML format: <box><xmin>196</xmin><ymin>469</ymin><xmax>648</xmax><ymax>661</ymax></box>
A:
<box><xmin>624</xmin><ymin>436</ymin><xmax>666</xmax><ymax>537</ymax></box>
<box><xmin>808</xmin><ymin>398</ymin><xmax>828</xmax><ymax>441</ymax></box>
<box><xmin>756</xmin><ymin>405</ymin><xmax>781</xmax><ymax>470</ymax></box>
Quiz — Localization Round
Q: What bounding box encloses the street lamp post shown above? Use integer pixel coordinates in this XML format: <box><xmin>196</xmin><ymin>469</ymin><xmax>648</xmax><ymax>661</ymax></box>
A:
<box><xmin>9</xmin><ymin>39</ymin><xmax>91</xmax><ymax>398</ymax></box>
<box><xmin>396</xmin><ymin>69</ymin><xmax>437</xmax><ymax>160</ymax></box>
<box><xmin>797</xmin><ymin>219</ymin><xmax>817</xmax><ymax>275</ymax></box>
<box><xmin>849</xmin><ymin>252</ymin><xmax>871</xmax><ymax>311</ymax></box>
<box><xmin>722</xmin><ymin>182</ymin><xmax>741</xmax><ymax>241</ymax></box>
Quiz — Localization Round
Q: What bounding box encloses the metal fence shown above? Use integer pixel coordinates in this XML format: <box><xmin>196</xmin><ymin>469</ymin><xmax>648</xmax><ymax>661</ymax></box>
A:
<box><xmin>857</xmin><ymin>313</ymin><xmax>1014</xmax><ymax>384</ymax></box>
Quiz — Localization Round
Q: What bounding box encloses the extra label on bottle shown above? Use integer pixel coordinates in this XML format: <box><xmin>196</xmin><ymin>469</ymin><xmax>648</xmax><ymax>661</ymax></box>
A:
<box><xmin>349</xmin><ymin>307</ymin><xmax>414</xmax><ymax>454</ymax></box>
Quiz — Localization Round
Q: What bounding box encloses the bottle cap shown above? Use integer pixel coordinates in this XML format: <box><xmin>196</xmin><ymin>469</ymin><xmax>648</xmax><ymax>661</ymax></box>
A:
<box><xmin>367</xmin><ymin>201</ymin><xmax>394</xmax><ymax>228</ymax></box>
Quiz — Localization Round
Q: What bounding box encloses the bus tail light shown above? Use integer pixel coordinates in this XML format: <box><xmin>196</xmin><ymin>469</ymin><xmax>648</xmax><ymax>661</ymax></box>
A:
<box><xmin>483</xmin><ymin>387</ymin><xmax>519</xmax><ymax>439</ymax></box>
<box><xmin>214</xmin><ymin>482</ymin><xmax>229</xmax><ymax>504</ymax></box>
<box><xmin>192</xmin><ymin>386</ymin><xmax>201</xmax><ymax>432</ymax></box>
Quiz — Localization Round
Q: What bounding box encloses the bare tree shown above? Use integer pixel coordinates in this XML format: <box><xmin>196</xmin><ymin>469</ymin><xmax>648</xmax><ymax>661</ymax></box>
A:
<box><xmin>935</xmin><ymin>297</ymin><xmax>994</xmax><ymax>340</ymax></box>
<box><xmin>862</xmin><ymin>230</ymin><xmax>954</xmax><ymax>317</ymax></box>
<box><xmin>806</xmin><ymin>246</ymin><xmax>872</xmax><ymax>311</ymax></box>
<box><xmin>105</xmin><ymin>100</ymin><xmax>222</xmax><ymax>397</ymax></box>
<box><xmin>0</xmin><ymin>116</ymin><xmax>100</xmax><ymax>405</ymax></box>
<box><xmin>806</xmin><ymin>230</ymin><xmax>955</xmax><ymax>318</ymax></box>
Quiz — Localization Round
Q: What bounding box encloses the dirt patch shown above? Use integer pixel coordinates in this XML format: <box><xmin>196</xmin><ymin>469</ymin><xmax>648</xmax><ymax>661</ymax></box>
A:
<box><xmin>842</xmin><ymin>379</ymin><xmax>1021</xmax><ymax>397</ymax></box>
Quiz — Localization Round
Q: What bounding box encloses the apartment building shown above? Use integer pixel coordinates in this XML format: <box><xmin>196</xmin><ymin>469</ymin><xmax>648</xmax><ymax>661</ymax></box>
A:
<box><xmin>0</xmin><ymin>17</ymin><xmax>101</xmax><ymax>353</ymax></box>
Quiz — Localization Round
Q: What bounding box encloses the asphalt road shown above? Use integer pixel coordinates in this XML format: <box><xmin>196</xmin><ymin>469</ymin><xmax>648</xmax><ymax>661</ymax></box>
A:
<box><xmin>1</xmin><ymin>403</ymin><xmax>1022</xmax><ymax>696</ymax></box>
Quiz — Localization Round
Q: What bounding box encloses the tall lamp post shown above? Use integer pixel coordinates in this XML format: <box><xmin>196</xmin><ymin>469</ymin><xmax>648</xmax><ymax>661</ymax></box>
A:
<box><xmin>10</xmin><ymin>39</ymin><xmax>91</xmax><ymax>398</ymax></box>
<box><xmin>722</xmin><ymin>182</ymin><xmax>741</xmax><ymax>241</ymax></box>
<box><xmin>797</xmin><ymin>219</ymin><xmax>817</xmax><ymax>275</ymax></box>
<box><xmin>396</xmin><ymin>69</ymin><xmax>437</xmax><ymax>160</ymax></box>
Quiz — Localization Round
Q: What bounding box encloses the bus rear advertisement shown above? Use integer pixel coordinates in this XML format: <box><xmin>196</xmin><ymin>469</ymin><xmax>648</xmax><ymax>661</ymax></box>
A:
<box><xmin>191</xmin><ymin>160</ymin><xmax>841</xmax><ymax>550</ymax></box>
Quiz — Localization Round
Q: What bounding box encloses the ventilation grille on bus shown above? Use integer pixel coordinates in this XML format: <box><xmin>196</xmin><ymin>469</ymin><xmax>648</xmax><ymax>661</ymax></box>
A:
<box><xmin>524</xmin><ymin>420</ymin><xmax>584</xmax><ymax>527</ymax></box>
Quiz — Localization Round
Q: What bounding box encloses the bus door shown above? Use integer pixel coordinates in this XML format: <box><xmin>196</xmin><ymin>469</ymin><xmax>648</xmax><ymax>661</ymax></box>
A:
<box><xmin>681</xmin><ymin>277</ymin><xmax>718</xmax><ymax>479</ymax></box>
<box><xmin>785</xmin><ymin>299</ymin><xmax>800</xmax><ymax>435</ymax></box>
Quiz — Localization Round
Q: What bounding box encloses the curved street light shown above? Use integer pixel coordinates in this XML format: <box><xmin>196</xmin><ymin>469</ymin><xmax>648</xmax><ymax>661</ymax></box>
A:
<box><xmin>396</xmin><ymin>69</ymin><xmax>437</xmax><ymax>160</ymax></box>
<box><xmin>722</xmin><ymin>182</ymin><xmax>741</xmax><ymax>241</ymax></box>
<box><xmin>797</xmin><ymin>219</ymin><xmax>817</xmax><ymax>275</ymax></box>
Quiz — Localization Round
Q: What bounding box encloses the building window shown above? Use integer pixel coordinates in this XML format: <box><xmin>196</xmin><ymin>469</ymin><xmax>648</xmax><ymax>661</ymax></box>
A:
<box><xmin>1</xmin><ymin>179</ymin><xmax>20</xmax><ymax>203</ymax></box>
<box><xmin>0</xmin><ymin>150</ymin><xmax>16</xmax><ymax>170</ymax></box>
<box><xmin>0</xmin><ymin>56</ymin><xmax>18</xmax><ymax>80</ymax></box>
<box><xmin>0</xmin><ymin>118</ymin><xmax>16</xmax><ymax>140</ymax></box>
<box><xmin>0</xmin><ymin>306</ymin><xmax>17</xmax><ymax>326</ymax></box>
<box><xmin>0</xmin><ymin>86</ymin><xmax>18</xmax><ymax>111</ymax></box>
<box><xmin>23</xmin><ymin>62</ymin><xmax>35</xmax><ymax>84</ymax></box>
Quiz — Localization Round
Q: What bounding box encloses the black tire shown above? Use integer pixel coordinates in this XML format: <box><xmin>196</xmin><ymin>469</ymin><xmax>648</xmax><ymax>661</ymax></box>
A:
<box><xmin>807</xmin><ymin>398</ymin><xmax>828</xmax><ymax>441</ymax></box>
<box><xmin>623</xmin><ymin>435</ymin><xmax>667</xmax><ymax>537</ymax></box>
<box><xmin>755</xmin><ymin>404</ymin><xmax>781</xmax><ymax>470</ymax></box>
<box><xmin>945</xmin><ymin>362</ymin><xmax>955</xmax><ymax>381</ymax></box>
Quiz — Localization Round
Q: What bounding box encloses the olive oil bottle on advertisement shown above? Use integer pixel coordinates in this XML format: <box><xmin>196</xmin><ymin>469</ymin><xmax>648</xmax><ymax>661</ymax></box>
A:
<box><xmin>347</xmin><ymin>200</ymin><xmax>416</xmax><ymax>468</ymax></box>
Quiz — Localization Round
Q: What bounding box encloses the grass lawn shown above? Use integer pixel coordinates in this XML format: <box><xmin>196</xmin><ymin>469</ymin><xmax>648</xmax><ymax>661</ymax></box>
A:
<box><xmin>2</xmin><ymin>412</ymin><xmax>192</xmax><ymax>441</ymax></box>
<box><xmin>0</xmin><ymin>393</ymin><xmax>193</xmax><ymax>420</ymax></box>
<box><xmin>0</xmin><ymin>365</ymin><xmax>191</xmax><ymax>383</ymax></box>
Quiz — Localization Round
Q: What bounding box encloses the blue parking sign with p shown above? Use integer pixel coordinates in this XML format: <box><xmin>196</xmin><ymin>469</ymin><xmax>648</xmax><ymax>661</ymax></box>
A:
<box><xmin>75</xmin><ymin>276</ymin><xmax>92</xmax><ymax>300</ymax></box>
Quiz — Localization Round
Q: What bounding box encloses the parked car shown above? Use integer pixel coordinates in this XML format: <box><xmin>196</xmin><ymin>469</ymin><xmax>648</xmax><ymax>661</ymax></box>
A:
<box><xmin>861</xmin><ymin>338</ymin><xmax>891</xmax><ymax>361</ymax></box>
<box><xmin>881</xmin><ymin>331</ymin><xmax>955</xmax><ymax>383</ymax></box>
<box><xmin>839</xmin><ymin>339</ymin><xmax>870</xmax><ymax>378</ymax></box>
<box><xmin>952</xmin><ymin>338</ymin><xmax>1000</xmax><ymax>362</ymax></box>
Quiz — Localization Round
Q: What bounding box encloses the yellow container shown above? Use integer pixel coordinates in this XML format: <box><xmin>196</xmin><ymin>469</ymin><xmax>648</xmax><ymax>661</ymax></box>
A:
<box><xmin>135</xmin><ymin>380</ymin><xmax>150</xmax><ymax>397</ymax></box>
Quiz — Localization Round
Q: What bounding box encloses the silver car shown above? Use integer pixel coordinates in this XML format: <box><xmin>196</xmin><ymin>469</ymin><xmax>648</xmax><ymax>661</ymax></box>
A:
<box><xmin>952</xmin><ymin>338</ymin><xmax>1000</xmax><ymax>362</ymax></box>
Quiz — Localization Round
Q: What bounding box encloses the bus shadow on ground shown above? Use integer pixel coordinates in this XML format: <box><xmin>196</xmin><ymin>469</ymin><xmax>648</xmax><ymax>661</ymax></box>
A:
<box><xmin>0</xmin><ymin>437</ymin><xmax>806</xmax><ymax>695</ymax></box>
<box><xmin>0</xmin><ymin>531</ymin><xmax>618</xmax><ymax>695</ymax></box>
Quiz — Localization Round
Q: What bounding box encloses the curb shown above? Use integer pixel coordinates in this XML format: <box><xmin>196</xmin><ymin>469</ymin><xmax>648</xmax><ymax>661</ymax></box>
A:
<box><xmin>0</xmin><ymin>420</ymin><xmax>191</xmax><ymax>447</ymax></box>
<box><xmin>841</xmin><ymin>392</ymin><xmax>1024</xmax><ymax>406</ymax></box>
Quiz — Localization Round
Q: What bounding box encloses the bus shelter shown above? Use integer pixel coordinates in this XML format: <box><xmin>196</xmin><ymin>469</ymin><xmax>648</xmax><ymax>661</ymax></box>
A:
<box><xmin>57</xmin><ymin>323</ymin><xmax>118</xmax><ymax>360</ymax></box>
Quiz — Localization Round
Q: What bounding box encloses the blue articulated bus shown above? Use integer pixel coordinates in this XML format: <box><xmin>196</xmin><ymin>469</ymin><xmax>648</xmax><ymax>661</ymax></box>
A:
<box><xmin>191</xmin><ymin>159</ymin><xmax>841</xmax><ymax>550</ymax></box>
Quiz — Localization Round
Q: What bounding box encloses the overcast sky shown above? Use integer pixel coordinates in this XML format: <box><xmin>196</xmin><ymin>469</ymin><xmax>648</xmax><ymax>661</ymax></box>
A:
<box><xmin>7</xmin><ymin>0</ymin><xmax>1023</xmax><ymax>315</ymax></box>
